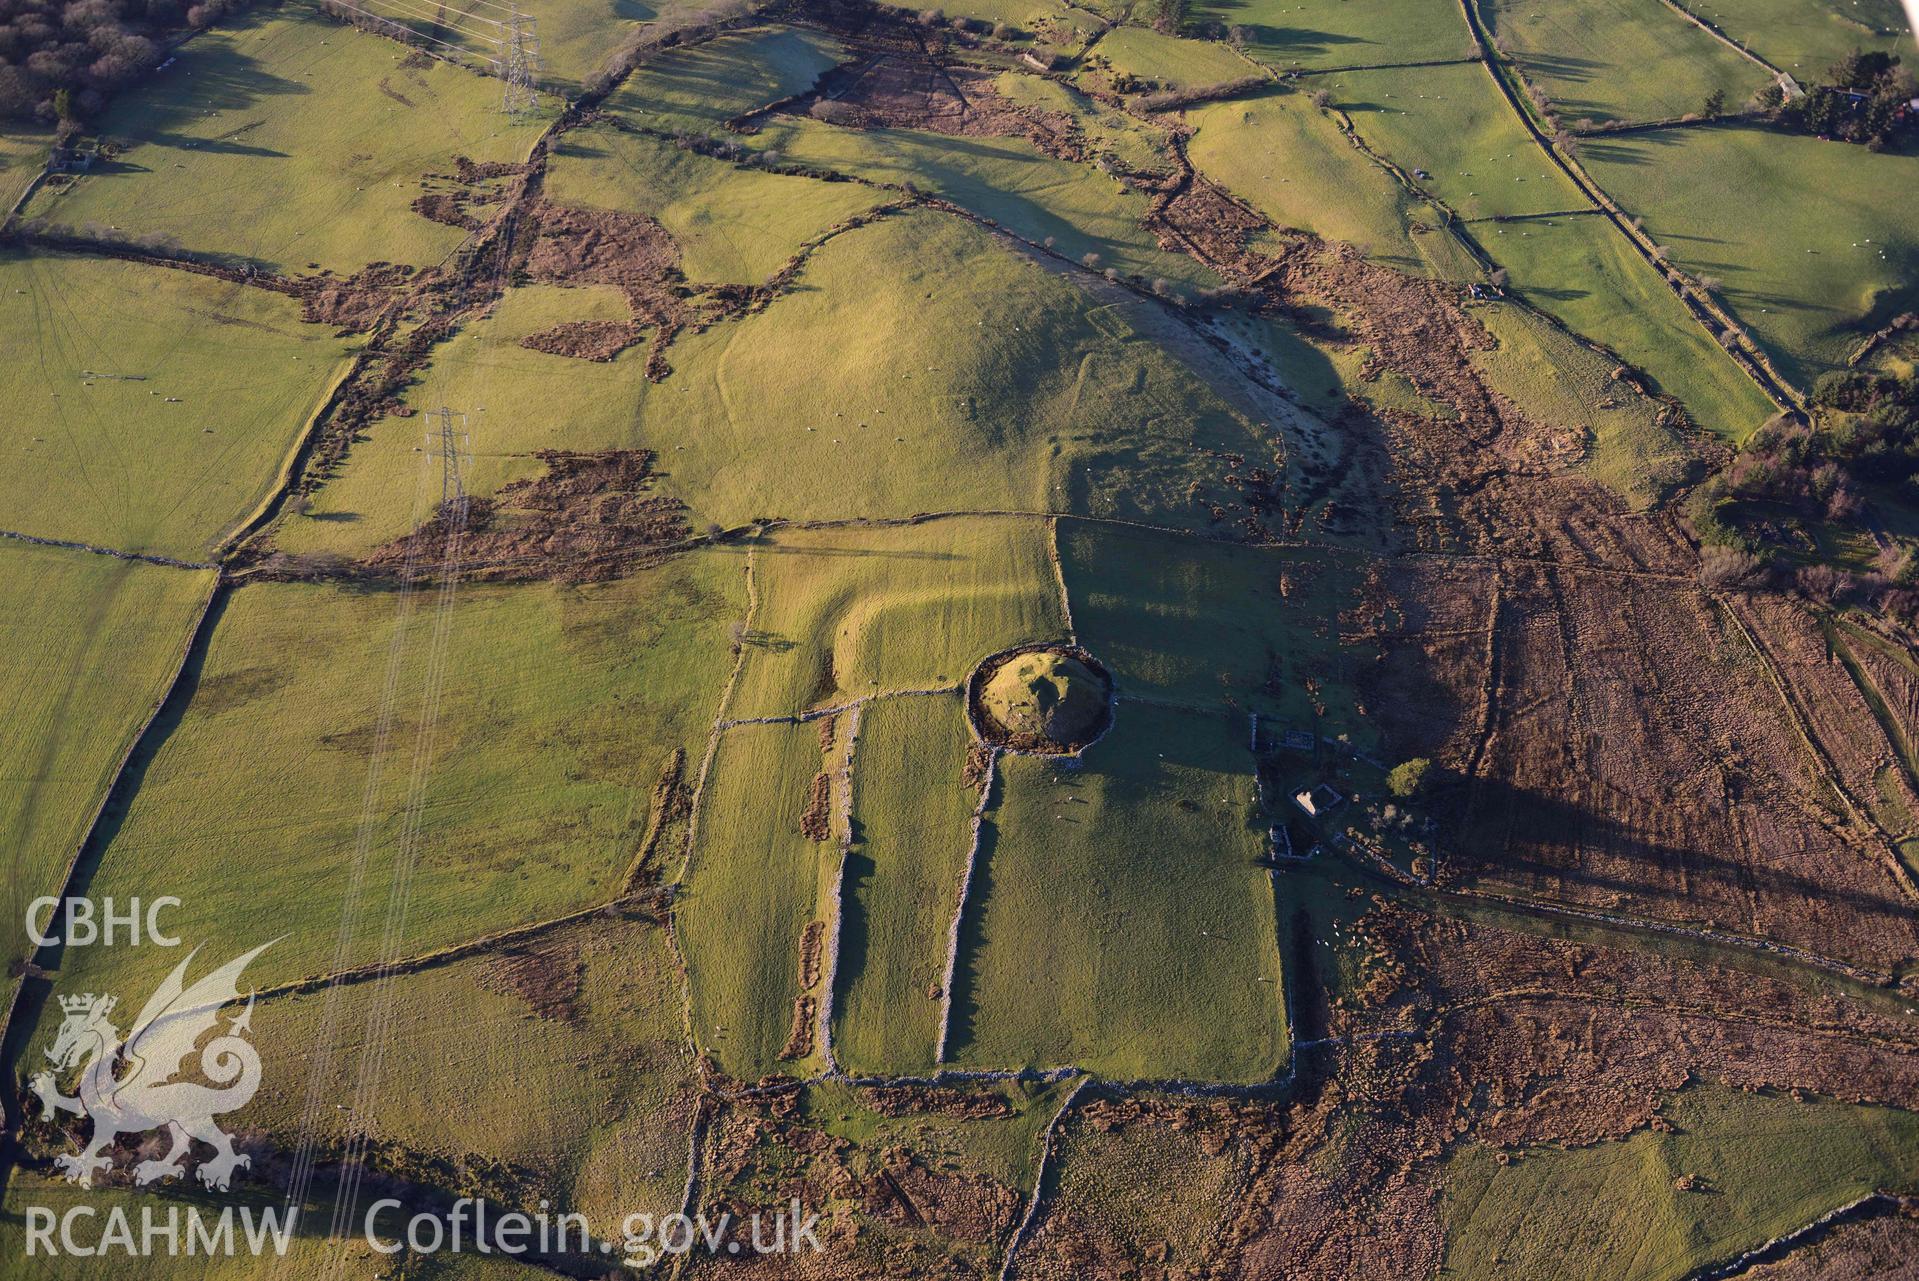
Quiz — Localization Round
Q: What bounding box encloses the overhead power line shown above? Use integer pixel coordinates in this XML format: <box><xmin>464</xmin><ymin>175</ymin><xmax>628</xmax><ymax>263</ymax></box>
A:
<box><xmin>336</xmin><ymin>0</ymin><xmax>504</xmax><ymax>47</ymax></box>
<box><xmin>324</xmin><ymin>0</ymin><xmax>504</xmax><ymax>64</ymax></box>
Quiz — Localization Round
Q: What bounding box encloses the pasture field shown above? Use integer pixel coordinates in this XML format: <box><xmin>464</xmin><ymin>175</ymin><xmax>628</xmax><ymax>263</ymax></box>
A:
<box><xmin>0</xmin><ymin>128</ymin><xmax>48</xmax><ymax>212</ymax></box>
<box><xmin>1089</xmin><ymin>25</ymin><xmax>1258</xmax><ymax>90</ymax></box>
<box><xmin>603</xmin><ymin>25</ymin><xmax>845</xmax><ymax>132</ymax></box>
<box><xmin>1468</xmin><ymin>299</ymin><xmax>1693</xmax><ymax>507</ymax></box>
<box><xmin>1325</xmin><ymin>61</ymin><xmax>1589</xmax><ymax>220</ymax></box>
<box><xmin>544</xmin><ymin>124</ymin><xmax>888</xmax><ymax>283</ymax></box>
<box><xmin>1057</xmin><ymin>521</ymin><xmax>1374</xmax><ymax>744</ymax></box>
<box><xmin>0</xmin><ymin>545</ymin><xmax>214</xmax><ymax>967</ymax></box>
<box><xmin>946</xmin><ymin>703</ymin><xmax>1286</xmax><ymax>1081</ymax></box>
<box><xmin>1185</xmin><ymin>89</ymin><xmax>1481</xmax><ymax>279</ymax></box>
<box><xmin>22</xmin><ymin>8</ymin><xmax>549</xmax><ymax>275</ymax></box>
<box><xmin>509</xmin><ymin>0</ymin><xmax>649</xmax><ymax>94</ymax></box>
<box><xmin>602</xmin><ymin>210</ymin><xmax>1266</xmax><ymax>528</ymax></box>
<box><xmin>239</xmin><ymin>909</ymin><xmax>695</xmax><ymax>1231</ymax></box>
<box><xmin>1685</xmin><ymin>0</ymin><xmax>1912</xmax><ymax>78</ymax></box>
<box><xmin>1580</xmin><ymin>123</ymin><xmax>1919</xmax><ymax>391</ymax></box>
<box><xmin>728</xmin><ymin>517</ymin><xmax>1067</xmax><ymax>720</ymax></box>
<box><xmin>0</xmin><ymin>251</ymin><xmax>359</xmax><ymax>560</ymax></box>
<box><xmin>274</xmin><ymin>283</ymin><xmax>643</xmax><ymax>560</ymax></box>
<box><xmin>738</xmin><ymin>114</ymin><xmax>1220</xmax><ymax>288</ymax></box>
<box><xmin>1485</xmin><ymin>0</ymin><xmax>1769</xmax><ymax>126</ymax></box>
<box><xmin>1481</xmin><ymin>212</ymin><xmax>1777</xmax><ymax>440</ymax></box>
<box><xmin>678</xmin><ymin>720</ymin><xmax>836</xmax><ymax>1079</ymax></box>
<box><xmin>30</xmin><ymin>554</ymin><xmax>741</xmax><ymax>1011</ymax></box>
<box><xmin>361</xmin><ymin>0</ymin><xmax>664</xmax><ymax>95</ymax></box>
<box><xmin>1440</xmin><ymin>1087</ymin><xmax>1919</xmax><ymax>1279</ymax></box>
<box><xmin>831</xmin><ymin>692</ymin><xmax>981</xmax><ymax>1075</ymax></box>
<box><xmin>1189</xmin><ymin>0</ymin><xmax>1474</xmax><ymax>70</ymax></box>
<box><xmin>282</xmin><ymin>212</ymin><xmax>1273</xmax><ymax>544</ymax></box>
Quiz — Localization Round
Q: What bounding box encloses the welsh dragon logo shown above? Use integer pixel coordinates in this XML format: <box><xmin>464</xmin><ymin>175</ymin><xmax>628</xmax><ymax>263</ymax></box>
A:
<box><xmin>31</xmin><ymin>942</ymin><xmax>272</xmax><ymax>1191</ymax></box>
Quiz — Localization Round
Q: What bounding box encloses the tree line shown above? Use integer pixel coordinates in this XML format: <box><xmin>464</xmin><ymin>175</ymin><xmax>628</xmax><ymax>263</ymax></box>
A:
<box><xmin>0</xmin><ymin>0</ymin><xmax>254</xmax><ymax>124</ymax></box>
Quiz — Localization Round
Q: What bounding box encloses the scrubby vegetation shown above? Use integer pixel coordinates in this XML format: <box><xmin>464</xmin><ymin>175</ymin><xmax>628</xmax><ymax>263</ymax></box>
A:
<box><xmin>1779</xmin><ymin>48</ymin><xmax>1917</xmax><ymax>149</ymax></box>
<box><xmin>1691</xmin><ymin>369</ymin><xmax>1919</xmax><ymax>598</ymax></box>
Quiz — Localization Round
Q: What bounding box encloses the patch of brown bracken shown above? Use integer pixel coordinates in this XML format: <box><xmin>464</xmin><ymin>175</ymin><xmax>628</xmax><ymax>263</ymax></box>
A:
<box><xmin>518</xmin><ymin>318</ymin><xmax>648</xmax><ymax>361</ymax></box>
<box><xmin>360</xmin><ymin>449</ymin><xmax>686</xmax><ymax>584</ymax></box>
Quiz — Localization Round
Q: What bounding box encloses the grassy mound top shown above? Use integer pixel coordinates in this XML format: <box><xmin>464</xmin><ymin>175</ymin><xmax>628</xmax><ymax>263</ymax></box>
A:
<box><xmin>979</xmin><ymin>650</ymin><xmax>1110</xmax><ymax>748</ymax></box>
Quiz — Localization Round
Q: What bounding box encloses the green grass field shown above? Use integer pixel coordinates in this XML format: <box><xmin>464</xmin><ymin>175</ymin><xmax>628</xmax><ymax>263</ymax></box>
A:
<box><xmin>679</xmin><ymin>720</ymin><xmax>837</xmax><ymax>1078</ymax></box>
<box><xmin>545</xmin><ymin>124</ymin><xmax>888</xmax><ymax>283</ymax></box>
<box><xmin>1440</xmin><ymin>1087</ymin><xmax>1919</xmax><ymax>1279</ymax></box>
<box><xmin>603</xmin><ymin>25</ymin><xmax>846</xmax><ymax>132</ymax></box>
<box><xmin>738</xmin><ymin>114</ymin><xmax>1219</xmax><ymax>289</ymax></box>
<box><xmin>361</xmin><ymin>0</ymin><xmax>673</xmax><ymax>95</ymax></box>
<box><xmin>727</xmin><ymin>517</ymin><xmax>1068</xmax><ymax>721</ymax></box>
<box><xmin>273</xmin><ymin>282</ymin><xmax>645</xmax><ymax>560</ymax></box>
<box><xmin>0</xmin><ymin>250</ymin><xmax>359</xmax><ymax>559</ymax></box>
<box><xmin>583</xmin><ymin>209</ymin><xmax>1264</xmax><ymax>528</ymax></box>
<box><xmin>1684</xmin><ymin>0</ymin><xmax>1912</xmax><ymax>79</ymax></box>
<box><xmin>947</xmin><ymin>702</ymin><xmax>1286</xmax><ymax>1080</ymax></box>
<box><xmin>1469</xmin><ymin>299</ymin><xmax>1693</xmax><ymax>506</ymax></box>
<box><xmin>0</xmin><ymin>127</ymin><xmax>48</xmax><ymax>213</ymax></box>
<box><xmin>29</xmin><ymin>554</ymin><xmax>740</xmax><ymax>1014</ymax></box>
<box><xmin>1580</xmin><ymin>123</ymin><xmax>1919</xmax><ymax>390</ymax></box>
<box><xmin>1190</xmin><ymin>0</ymin><xmax>1475</xmax><ymax>70</ymax></box>
<box><xmin>832</xmin><ymin>693</ymin><xmax>981</xmax><ymax>1075</ymax></box>
<box><xmin>23</xmin><ymin>8</ymin><xmax>549</xmax><ymax>274</ymax></box>
<box><xmin>1090</xmin><ymin>25</ymin><xmax>1259</xmax><ymax>90</ymax></box>
<box><xmin>1487</xmin><ymin>0</ymin><xmax>1769</xmax><ymax>126</ymax></box>
<box><xmin>1058</xmin><ymin>521</ymin><xmax>1374</xmax><ymax>743</ymax></box>
<box><xmin>1481</xmin><ymin>211</ymin><xmax>1777</xmax><ymax>440</ymax></box>
<box><xmin>1326</xmin><ymin>61</ymin><xmax>1590</xmax><ymax>220</ymax></box>
<box><xmin>0</xmin><ymin>544</ymin><xmax>213</xmax><ymax>967</ymax></box>
<box><xmin>242</xmin><ymin>909</ymin><xmax>695</xmax><ymax>1232</ymax></box>
<box><xmin>1186</xmin><ymin>88</ymin><xmax>1480</xmax><ymax>279</ymax></box>
<box><xmin>279</xmin><ymin>211</ymin><xmax>1274</xmax><ymax>543</ymax></box>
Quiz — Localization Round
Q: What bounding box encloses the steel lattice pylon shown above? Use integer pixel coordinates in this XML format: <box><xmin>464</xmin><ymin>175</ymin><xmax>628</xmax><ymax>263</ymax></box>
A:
<box><xmin>427</xmin><ymin>406</ymin><xmax>472</xmax><ymax>525</ymax></box>
<box><xmin>501</xmin><ymin>8</ymin><xmax>540</xmax><ymax>116</ymax></box>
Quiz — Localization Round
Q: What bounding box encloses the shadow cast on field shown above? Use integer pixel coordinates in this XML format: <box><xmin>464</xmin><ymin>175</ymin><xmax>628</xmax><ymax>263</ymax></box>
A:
<box><xmin>831</xmin><ymin>846</ymin><xmax>878</xmax><ymax>1018</ymax></box>
<box><xmin>143</xmin><ymin>131</ymin><xmax>290</xmax><ymax>159</ymax></box>
<box><xmin>1244</xmin><ymin>25</ymin><xmax>1374</xmax><ymax>58</ymax></box>
<box><xmin>1578</xmin><ymin>131</ymin><xmax>1695</xmax><ymax>167</ymax></box>
<box><xmin>1514</xmin><ymin>52</ymin><xmax>1604</xmax><ymax>85</ymax></box>
<box><xmin>552</xmin><ymin>138</ymin><xmax>612</xmax><ymax>162</ymax></box>
<box><xmin>1455</xmin><ymin>775</ymin><xmax>1916</xmax><ymax>925</ymax></box>
<box><xmin>1194</xmin><ymin>0</ymin><xmax>1372</xmax><ymax>59</ymax></box>
<box><xmin>942</xmin><ymin>717</ymin><xmax>1270</xmax><ymax>1067</ymax></box>
<box><xmin>737</xmin><ymin>540</ymin><xmax>960</xmax><ymax>562</ymax></box>
<box><xmin>119</xmin><ymin>35</ymin><xmax>314</xmax><ymax>139</ymax></box>
<box><xmin>0</xmin><ymin>585</ymin><xmax>234</xmax><ymax>1131</ymax></box>
<box><xmin>940</xmin><ymin>801</ymin><xmax>999</xmax><ymax>1065</ymax></box>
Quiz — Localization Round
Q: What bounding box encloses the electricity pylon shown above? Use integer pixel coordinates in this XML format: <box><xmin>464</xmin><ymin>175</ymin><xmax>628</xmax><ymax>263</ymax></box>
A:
<box><xmin>501</xmin><ymin>8</ymin><xmax>540</xmax><ymax>116</ymax></box>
